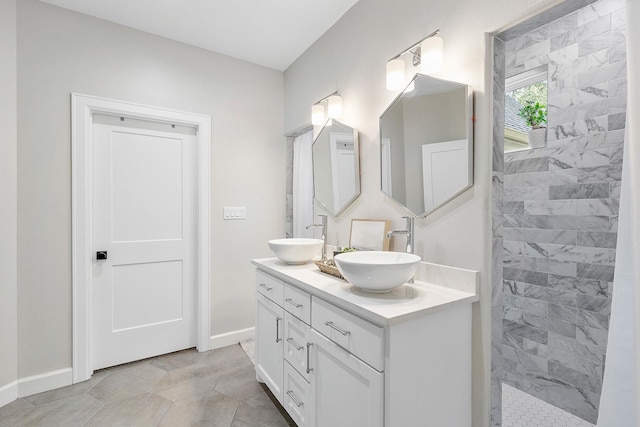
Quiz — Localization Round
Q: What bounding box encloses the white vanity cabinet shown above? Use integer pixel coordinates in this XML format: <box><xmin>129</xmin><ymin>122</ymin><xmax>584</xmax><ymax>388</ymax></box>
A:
<box><xmin>253</xmin><ymin>258</ymin><xmax>478</xmax><ymax>427</ymax></box>
<box><xmin>284</xmin><ymin>312</ymin><xmax>310</xmax><ymax>380</ymax></box>
<box><xmin>282</xmin><ymin>289</ymin><xmax>313</xmax><ymax>426</ymax></box>
<box><xmin>255</xmin><ymin>270</ymin><xmax>285</xmax><ymax>404</ymax></box>
<box><xmin>258</xmin><ymin>270</ymin><xmax>383</xmax><ymax>427</ymax></box>
<box><xmin>256</xmin><ymin>269</ymin><xmax>315</xmax><ymax>425</ymax></box>
<box><xmin>308</xmin><ymin>323</ymin><xmax>383</xmax><ymax>427</ymax></box>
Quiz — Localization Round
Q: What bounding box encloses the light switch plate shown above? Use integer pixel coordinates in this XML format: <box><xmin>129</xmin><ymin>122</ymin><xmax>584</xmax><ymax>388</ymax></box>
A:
<box><xmin>223</xmin><ymin>206</ymin><xmax>246</xmax><ymax>220</ymax></box>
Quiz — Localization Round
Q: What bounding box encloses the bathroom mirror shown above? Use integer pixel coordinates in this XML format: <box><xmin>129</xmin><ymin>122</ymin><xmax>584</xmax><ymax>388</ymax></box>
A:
<box><xmin>380</xmin><ymin>74</ymin><xmax>473</xmax><ymax>217</ymax></box>
<box><xmin>312</xmin><ymin>119</ymin><xmax>360</xmax><ymax>217</ymax></box>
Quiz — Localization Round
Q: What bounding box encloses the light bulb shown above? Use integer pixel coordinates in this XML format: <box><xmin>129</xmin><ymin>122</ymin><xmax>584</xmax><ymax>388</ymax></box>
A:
<box><xmin>386</xmin><ymin>58</ymin><xmax>405</xmax><ymax>90</ymax></box>
<box><xmin>327</xmin><ymin>95</ymin><xmax>342</xmax><ymax>119</ymax></box>
<box><xmin>420</xmin><ymin>36</ymin><xmax>443</xmax><ymax>74</ymax></box>
<box><xmin>312</xmin><ymin>104</ymin><xmax>325</xmax><ymax>126</ymax></box>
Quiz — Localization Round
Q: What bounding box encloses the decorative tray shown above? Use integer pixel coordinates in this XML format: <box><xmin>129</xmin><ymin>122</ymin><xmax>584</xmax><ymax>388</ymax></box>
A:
<box><xmin>314</xmin><ymin>259</ymin><xmax>345</xmax><ymax>280</ymax></box>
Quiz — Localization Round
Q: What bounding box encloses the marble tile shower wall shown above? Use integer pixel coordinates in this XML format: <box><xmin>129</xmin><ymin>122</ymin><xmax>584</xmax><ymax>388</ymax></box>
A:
<box><xmin>491</xmin><ymin>37</ymin><xmax>506</xmax><ymax>427</ymax></box>
<box><xmin>502</xmin><ymin>0</ymin><xmax>626</xmax><ymax>423</ymax></box>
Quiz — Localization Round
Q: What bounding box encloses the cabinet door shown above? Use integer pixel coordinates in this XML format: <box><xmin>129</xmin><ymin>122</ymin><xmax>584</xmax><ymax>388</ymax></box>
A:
<box><xmin>284</xmin><ymin>361</ymin><xmax>310</xmax><ymax>427</ymax></box>
<box><xmin>308</xmin><ymin>329</ymin><xmax>383</xmax><ymax>427</ymax></box>
<box><xmin>256</xmin><ymin>292</ymin><xmax>284</xmax><ymax>404</ymax></box>
<box><xmin>284</xmin><ymin>312</ymin><xmax>311</xmax><ymax>381</ymax></box>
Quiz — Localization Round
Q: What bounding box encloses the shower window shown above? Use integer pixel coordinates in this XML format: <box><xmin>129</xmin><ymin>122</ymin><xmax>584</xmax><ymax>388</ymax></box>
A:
<box><xmin>504</xmin><ymin>66</ymin><xmax>548</xmax><ymax>152</ymax></box>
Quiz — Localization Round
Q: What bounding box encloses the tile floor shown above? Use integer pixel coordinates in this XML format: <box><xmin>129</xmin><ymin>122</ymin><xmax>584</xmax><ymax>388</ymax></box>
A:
<box><xmin>502</xmin><ymin>383</ymin><xmax>595</xmax><ymax>427</ymax></box>
<box><xmin>0</xmin><ymin>345</ymin><xmax>294</xmax><ymax>427</ymax></box>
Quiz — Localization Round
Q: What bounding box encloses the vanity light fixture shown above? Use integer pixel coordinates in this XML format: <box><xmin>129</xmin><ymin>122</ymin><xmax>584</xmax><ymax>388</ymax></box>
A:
<box><xmin>386</xmin><ymin>29</ymin><xmax>443</xmax><ymax>90</ymax></box>
<box><xmin>311</xmin><ymin>91</ymin><xmax>342</xmax><ymax>125</ymax></box>
<box><xmin>386</xmin><ymin>58</ymin><xmax>406</xmax><ymax>91</ymax></box>
<box><xmin>327</xmin><ymin>94</ymin><xmax>342</xmax><ymax>118</ymax></box>
<box><xmin>312</xmin><ymin>104</ymin><xmax>326</xmax><ymax>126</ymax></box>
<box><xmin>420</xmin><ymin>35</ymin><xmax>444</xmax><ymax>74</ymax></box>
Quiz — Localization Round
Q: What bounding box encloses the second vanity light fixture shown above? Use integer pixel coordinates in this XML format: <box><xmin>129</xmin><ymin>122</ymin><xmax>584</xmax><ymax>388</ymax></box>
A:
<box><xmin>386</xmin><ymin>29</ymin><xmax>443</xmax><ymax>90</ymax></box>
<box><xmin>311</xmin><ymin>91</ymin><xmax>342</xmax><ymax>126</ymax></box>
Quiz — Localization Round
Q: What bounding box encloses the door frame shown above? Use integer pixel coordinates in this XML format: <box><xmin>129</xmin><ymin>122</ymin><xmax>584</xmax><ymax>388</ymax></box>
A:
<box><xmin>71</xmin><ymin>93</ymin><xmax>211</xmax><ymax>383</ymax></box>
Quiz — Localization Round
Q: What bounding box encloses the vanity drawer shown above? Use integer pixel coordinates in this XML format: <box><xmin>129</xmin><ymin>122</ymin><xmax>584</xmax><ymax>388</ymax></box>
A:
<box><xmin>284</xmin><ymin>311</ymin><xmax>311</xmax><ymax>381</ymax></box>
<box><xmin>284</xmin><ymin>284</ymin><xmax>311</xmax><ymax>324</ymax></box>
<box><xmin>311</xmin><ymin>297</ymin><xmax>384</xmax><ymax>371</ymax></box>
<box><xmin>256</xmin><ymin>270</ymin><xmax>284</xmax><ymax>306</ymax></box>
<box><xmin>284</xmin><ymin>361</ymin><xmax>310</xmax><ymax>427</ymax></box>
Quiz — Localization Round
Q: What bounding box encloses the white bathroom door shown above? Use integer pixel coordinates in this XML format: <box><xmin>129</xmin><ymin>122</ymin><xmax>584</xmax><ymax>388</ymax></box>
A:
<box><xmin>91</xmin><ymin>114</ymin><xmax>197</xmax><ymax>370</ymax></box>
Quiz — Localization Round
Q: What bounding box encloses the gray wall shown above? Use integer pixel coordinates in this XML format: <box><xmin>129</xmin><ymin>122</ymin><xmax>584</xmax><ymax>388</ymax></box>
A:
<box><xmin>0</xmin><ymin>0</ymin><xmax>18</xmax><ymax>397</ymax></box>
<box><xmin>283</xmin><ymin>0</ymin><xmax>568</xmax><ymax>425</ymax></box>
<box><xmin>502</xmin><ymin>0</ymin><xmax>626</xmax><ymax>422</ymax></box>
<box><xmin>16</xmin><ymin>0</ymin><xmax>284</xmax><ymax>379</ymax></box>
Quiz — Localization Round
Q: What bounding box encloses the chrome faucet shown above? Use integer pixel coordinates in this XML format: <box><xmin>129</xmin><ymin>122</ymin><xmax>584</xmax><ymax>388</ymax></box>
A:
<box><xmin>306</xmin><ymin>214</ymin><xmax>327</xmax><ymax>261</ymax></box>
<box><xmin>387</xmin><ymin>216</ymin><xmax>415</xmax><ymax>282</ymax></box>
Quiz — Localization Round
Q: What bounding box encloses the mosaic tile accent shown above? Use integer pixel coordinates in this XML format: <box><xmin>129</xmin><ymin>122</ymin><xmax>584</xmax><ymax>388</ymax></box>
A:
<box><xmin>500</xmin><ymin>0</ymin><xmax>625</xmax><ymax>423</ymax></box>
<box><xmin>503</xmin><ymin>383</ymin><xmax>595</xmax><ymax>427</ymax></box>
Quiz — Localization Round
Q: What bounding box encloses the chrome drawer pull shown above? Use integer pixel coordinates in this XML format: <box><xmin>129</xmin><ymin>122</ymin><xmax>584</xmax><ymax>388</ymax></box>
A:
<box><xmin>286</xmin><ymin>390</ymin><xmax>304</xmax><ymax>407</ymax></box>
<box><xmin>306</xmin><ymin>342</ymin><xmax>314</xmax><ymax>374</ymax></box>
<box><xmin>285</xmin><ymin>298</ymin><xmax>303</xmax><ymax>309</ymax></box>
<box><xmin>324</xmin><ymin>321</ymin><xmax>350</xmax><ymax>336</ymax></box>
<box><xmin>275</xmin><ymin>317</ymin><xmax>282</xmax><ymax>343</ymax></box>
<box><xmin>259</xmin><ymin>283</ymin><xmax>273</xmax><ymax>291</ymax></box>
<box><xmin>286</xmin><ymin>337</ymin><xmax>304</xmax><ymax>351</ymax></box>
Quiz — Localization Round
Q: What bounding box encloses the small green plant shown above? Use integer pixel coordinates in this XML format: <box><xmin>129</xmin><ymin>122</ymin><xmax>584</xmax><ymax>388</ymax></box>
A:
<box><xmin>518</xmin><ymin>101</ymin><xmax>547</xmax><ymax>129</ymax></box>
<box><xmin>340</xmin><ymin>247</ymin><xmax>357</xmax><ymax>253</ymax></box>
<box><xmin>332</xmin><ymin>246</ymin><xmax>357</xmax><ymax>260</ymax></box>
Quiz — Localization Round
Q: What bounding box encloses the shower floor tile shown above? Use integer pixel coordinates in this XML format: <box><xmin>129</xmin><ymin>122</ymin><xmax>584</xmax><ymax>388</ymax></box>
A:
<box><xmin>502</xmin><ymin>383</ymin><xmax>595</xmax><ymax>427</ymax></box>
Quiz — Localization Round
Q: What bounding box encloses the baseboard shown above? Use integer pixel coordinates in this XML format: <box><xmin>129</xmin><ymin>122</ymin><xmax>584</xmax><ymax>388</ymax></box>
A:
<box><xmin>0</xmin><ymin>380</ymin><xmax>18</xmax><ymax>408</ymax></box>
<box><xmin>209</xmin><ymin>327</ymin><xmax>255</xmax><ymax>350</ymax></box>
<box><xmin>8</xmin><ymin>329</ymin><xmax>254</xmax><ymax>401</ymax></box>
<box><xmin>2</xmin><ymin>328</ymin><xmax>255</xmax><ymax>406</ymax></box>
<box><xmin>17</xmin><ymin>368</ymin><xmax>72</xmax><ymax>398</ymax></box>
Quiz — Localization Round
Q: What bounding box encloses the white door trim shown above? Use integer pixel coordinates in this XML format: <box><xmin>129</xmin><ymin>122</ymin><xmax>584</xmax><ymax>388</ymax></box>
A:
<box><xmin>71</xmin><ymin>93</ymin><xmax>211</xmax><ymax>383</ymax></box>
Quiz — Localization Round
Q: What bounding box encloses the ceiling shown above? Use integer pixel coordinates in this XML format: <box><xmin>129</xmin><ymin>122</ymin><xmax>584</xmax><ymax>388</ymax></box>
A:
<box><xmin>40</xmin><ymin>0</ymin><xmax>360</xmax><ymax>71</ymax></box>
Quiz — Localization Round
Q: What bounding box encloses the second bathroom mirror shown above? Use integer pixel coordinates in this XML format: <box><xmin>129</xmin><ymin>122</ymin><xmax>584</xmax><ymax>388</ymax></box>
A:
<box><xmin>380</xmin><ymin>74</ymin><xmax>473</xmax><ymax>217</ymax></box>
<box><xmin>312</xmin><ymin>119</ymin><xmax>360</xmax><ymax>216</ymax></box>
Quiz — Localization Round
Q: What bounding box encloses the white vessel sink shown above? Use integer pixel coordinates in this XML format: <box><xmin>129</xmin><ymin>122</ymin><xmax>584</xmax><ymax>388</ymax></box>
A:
<box><xmin>333</xmin><ymin>251</ymin><xmax>421</xmax><ymax>293</ymax></box>
<box><xmin>268</xmin><ymin>238</ymin><xmax>324</xmax><ymax>264</ymax></box>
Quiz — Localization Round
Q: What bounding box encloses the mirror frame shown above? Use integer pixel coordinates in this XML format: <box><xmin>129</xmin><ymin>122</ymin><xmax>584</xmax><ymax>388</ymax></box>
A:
<box><xmin>312</xmin><ymin>119</ymin><xmax>361</xmax><ymax>217</ymax></box>
<box><xmin>379</xmin><ymin>73</ymin><xmax>474</xmax><ymax>217</ymax></box>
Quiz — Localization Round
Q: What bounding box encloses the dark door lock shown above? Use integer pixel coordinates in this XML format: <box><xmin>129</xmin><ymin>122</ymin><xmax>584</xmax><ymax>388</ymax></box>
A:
<box><xmin>96</xmin><ymin>251</ymin><xmax>108</xmax><ymax>260</ymax></box>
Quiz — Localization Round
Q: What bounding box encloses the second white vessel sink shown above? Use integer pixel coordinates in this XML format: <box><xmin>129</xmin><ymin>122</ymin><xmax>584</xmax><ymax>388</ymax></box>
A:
<box><xmin>333</xmin><ymin>251</ymin><xmax>421</xmax><ymax>293</ymax></box>
<box><xmin>268</xmin><ymin>238</ymin><xmax>324</xmax><ymax>264</ymax></box>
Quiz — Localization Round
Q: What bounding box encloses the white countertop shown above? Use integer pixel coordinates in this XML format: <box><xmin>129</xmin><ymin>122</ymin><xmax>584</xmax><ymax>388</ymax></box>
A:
<box><xmin>252</xmin><ymin>257</ymin><xmax>479</xmax><ymax>327</ymax></box>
